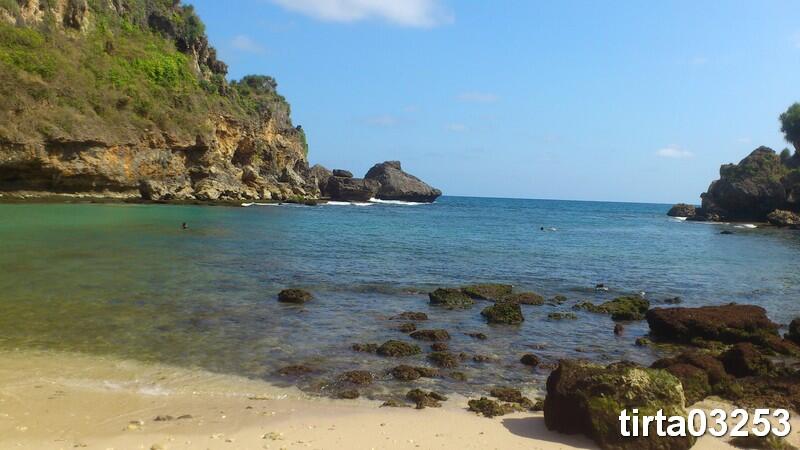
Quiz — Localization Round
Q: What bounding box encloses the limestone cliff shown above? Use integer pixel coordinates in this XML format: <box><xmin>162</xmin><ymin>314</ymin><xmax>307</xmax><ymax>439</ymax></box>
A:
<box><xmin>0</xmin><ymin>0</ymin><xmax>319</xmax><ymax>201</ymax></box>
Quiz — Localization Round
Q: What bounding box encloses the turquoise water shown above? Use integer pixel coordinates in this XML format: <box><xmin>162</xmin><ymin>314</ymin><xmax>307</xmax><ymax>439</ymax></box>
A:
<box><xmin>0</xmin><ymin>197</ymin><xmax>799</xmax><ymax>397</ymax></box>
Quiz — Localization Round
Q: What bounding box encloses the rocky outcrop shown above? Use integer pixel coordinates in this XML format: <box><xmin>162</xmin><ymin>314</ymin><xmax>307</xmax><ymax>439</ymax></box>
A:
<box><xmin>308</xmin><ymin>164</ymin><xmax>332</xmax><ymax>196</ymax></box>
<box><xmin>364</xmin><ymin>161</ymin><xmax>441</xmax><ymax>203</ymax></box>
<box><xmin>544</xmin><ymin>360</ymin><xmax>694</xmax><ymax>450</ymax></box>
<box><xmin>646</xmin><ymin>304</ymin><xmax>780</xmax><ymax>346</ymax></box>
<box><xmin>767</xmin><ymin>209</ymin><xmax>800</xmax><ymax>228</ymax></box>
<box><xmin>332</xmin><ymin>169</ymin><xmax>353</xmax><ymax>178</ymax></box>
<box><xmin>324</xmin><ymin>176</ymin><xmax>379</xmax><ymax>202</ymax></box>
<box><xmin>667</xmin><ymin>203</ymin><xmax>696</xmax><ymax>217</ymax></box>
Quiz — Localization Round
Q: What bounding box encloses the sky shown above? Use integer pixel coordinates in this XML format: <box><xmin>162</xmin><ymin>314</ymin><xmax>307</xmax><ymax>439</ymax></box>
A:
<box><xmin>190</xmin><ymin>0</ymin><xmax>800</xmax><ymax>203</ymax></box>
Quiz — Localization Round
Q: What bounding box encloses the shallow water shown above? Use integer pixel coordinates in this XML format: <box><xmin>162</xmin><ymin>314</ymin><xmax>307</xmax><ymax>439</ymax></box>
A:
<box><xmin>0</xmin><ymin>197</ymin><xmax>799</xmax><ymax>399</ymax></box>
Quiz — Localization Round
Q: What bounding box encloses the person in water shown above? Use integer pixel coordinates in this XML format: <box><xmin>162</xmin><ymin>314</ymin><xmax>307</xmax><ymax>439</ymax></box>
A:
<box><xmin>182</xmin><ymin>222</ymin><xmax>188</xmax><ymax>230</ymax></box>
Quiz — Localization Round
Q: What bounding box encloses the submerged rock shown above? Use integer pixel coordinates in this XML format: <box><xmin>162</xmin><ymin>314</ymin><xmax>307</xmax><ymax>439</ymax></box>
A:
<box><xmin>391</xmin><ymin>311</ymin><xmax>428</xmax><ymax>321</ymax></box>
<box><xmin>397</xmin><ymin>322</ymin><xmax>417</xmax><ymax>333</ymax></box>
<box><xmin>390</xmin><ymin>365</ymin><xmax>439</xmax><ymax>381</ymax></box>
<box><xmin>277</xmin><ymin>289</ymin><xmax>313</xmax><ymax>304</ymax></box>
<box><xmin>544</xmin><ymin>360</ymin><xmax>694</xmax><ymax>450</ymax></box>
<box><xmin>614</xmin><ymin>324</ymin><xmax>624</xmax><ymax>335</ymax></box>
<box><xmin>667</xmin><ymin>203</ymin><xmax>697</xmax><ymax>218</ymax></box>
<box><xmin>461</xmin><ymin>284</ymin><xmax>513</xmax><ymax>301</ymax></box>
<box><xmin>339</xmin><ymin>370</ymin><xmax>374</xmax><ymax>386</ymax></box>
<box><xmin>481</xmin><ymin>302</ymin><xmax>524</xmax><ymax>324</ymax></box>
<box><xmin>409</xmin><ymin>329</ymin><xmax>451</xmax><ymax>341</ymax></box>
<box><xmin>646</xmin><ymin>304</ymin><xmax>780</xmax><ymax>346</ymax></box>
<box><xmin>364</xmin><ymin>161</ymin><xmax>442</xmax><ymax>203</ymax></box>
<box><xmin>277</xmin><ymin>364</ymin><xmax>314</xmax><ymax>377</ymax></box>
<box><xmin>351</xmin><ymin>343</ymin><xmax>379</xmax><ymax>353</ymax></box>
<box><xmin>548</xmin><ymin>312</ymin><xmax>577</xmax><ymax>320</ymax></box>
<box><xmin>428</xmin><ymin>351</ymin><xmax>460</xmax><ymax>368</ymax></box>
<box><xmin>376</xmin><ymin>340</ymin><xmax>422</xmax><ymax>357</ymax></box>
<box><xmin>575</xmin><ymin>296</ymin><xmax>649</xmax><ymax>321</ymax></box>
<box><xmin>502</xmin><ymin>292</ymin><xmax>545</xmax><ymax>305</ymax></box>
<box><xmin>431</xmin><ymin>342</ymin><xmax>449</xmax><ymax>351</ymax></box>
<box><xmin>466</xmin><ymin>332</ymin><xmax>488</xmax><ymax>340</ymax></box>
<box><xmin>520</xmin><ymin>354</ymin><xmax>540</xmax><ymax>367</ymax></box>
<box><xmin>406</xmin><ymin>389</ymin><xmax>447</xmax><ymax>409</ymax></box>
<box><xmin>429</xmin><ymin>288</ymin><xmax>474</xmax><ymax>309</ymax></box>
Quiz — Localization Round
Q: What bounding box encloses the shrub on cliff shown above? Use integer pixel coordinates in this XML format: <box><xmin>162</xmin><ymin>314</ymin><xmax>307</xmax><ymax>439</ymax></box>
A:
<box><xmin>780</xmin><ymin>102</ymin><xmax>800</xmax><ymax>153</ymax></box>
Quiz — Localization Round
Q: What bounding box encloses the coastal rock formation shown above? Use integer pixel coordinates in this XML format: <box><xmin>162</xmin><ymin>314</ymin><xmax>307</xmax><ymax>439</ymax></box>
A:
<box><xmin>332</xmin><ymin>169</ymin><xmax>353</xmax><ymax>178</ymax></box>
<box><xmin>461</xmin><ymin>283</ymin><xmax>513</xmax><ymax>301</ymax></box>
<box><xmin>481</xmin><ymin>302</ymin><xmax>524</xmax><ymax>324</ymax></box>
<box><xmin>788</xmin><ymin>318</ymin><xmax>800</xmax><ymax>344</ymax></box>
<box><xmin>0</xmin><ymin>1</ymin><xmax>317</xmax><ymax>202</ymax></box>
<box><xmin>544</xmin><ymin>360</ymin><xmax>694</xmax><ymax>450</ymax></box>
<box><xmin>325</xmin><ymin>176</ymin><xmax>379</xmax><ymax>202</ymax></box>
<box><xmin>720</xmin><ymin>342</ymin><xmax>774</xmax><ymax>377</ymax></box>
<box><xmin>767</xmin><ymin>209</ymin><xmax>800</xmax><ymax>228</ymax></box>
<box><xmin>667</xmin><ymin>203</ymin><xmax>696</xmax><ymax>217</ymax></box>
<box><xmin>646</xmin><ymin>304</ymin><xmax>780</xmax><ymax>346</ymax></box>
<box><xmin>277</xmin><ymin>289</ymin><xmax>313</xmax><ymax>304</ymax></box>
<box><xmin>364</xmin><ymin>161</ymin><xmax>441</xmax><ymax>203</ymax></box>
<box><xmin>428</xmin><ymin>288</ymin><xmax>475</xmax><ymax>309</ymax></box>
<box><xmin>650</xmin><ymin>351</ymin><xmax>732</xmax><ymax>405</ymax></box>
<box><xmin>308</xmin><ymin>164</ymin><xmax>332</xmax><ymax>196</ymax></box>
<box><xmin>574</xmin><ymin>296</ymin><xmax>650</xmax><ymax>321</ymax></box>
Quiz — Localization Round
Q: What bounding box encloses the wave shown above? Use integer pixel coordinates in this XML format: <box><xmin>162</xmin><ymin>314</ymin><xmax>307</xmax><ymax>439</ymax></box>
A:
<box><xmin>322</xmin><ymin>201</ymin><xmax>374</xmax><ymax>207</ymax></box>
<box><xmin>241</xmin><ymin>202</ymin><xmax>281</xmax><ymax>207</ymax></box>
<box><xmin>369</xmin><ymin>198</ymin><xmax>425</xmax><ymax>206</ymax></box>
<box><xmin>734</xmin><ymin>224</ymin><xmax>758</xmax><ymax>229</ymax></box>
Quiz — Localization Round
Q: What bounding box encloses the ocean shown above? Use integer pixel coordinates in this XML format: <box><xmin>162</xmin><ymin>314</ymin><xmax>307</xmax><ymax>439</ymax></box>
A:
<box><xmin>0</xmin><ymin>196</ymin><xmax>798</xmax><ymax>399</ymax></box>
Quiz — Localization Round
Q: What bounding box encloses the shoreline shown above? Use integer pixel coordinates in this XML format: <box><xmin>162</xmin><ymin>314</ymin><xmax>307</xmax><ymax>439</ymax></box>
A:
<box><xmin>0</xmin><ymin>349</ymin><xmax>794</xmax><ymax>449</ymax></box>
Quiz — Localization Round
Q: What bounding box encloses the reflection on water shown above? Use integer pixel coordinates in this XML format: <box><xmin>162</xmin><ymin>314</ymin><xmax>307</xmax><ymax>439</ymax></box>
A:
<box><xmin>0</xmin><ymin>198</ymin><xmax>799</xmax><ymax>398</ymax></box>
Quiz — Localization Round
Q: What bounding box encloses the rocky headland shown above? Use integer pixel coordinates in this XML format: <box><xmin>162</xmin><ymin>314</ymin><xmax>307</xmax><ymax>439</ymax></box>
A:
<box><xmin>0</xmin><ymin>1</ymin><xmax>440</xmax><ymax>204</ymax></box>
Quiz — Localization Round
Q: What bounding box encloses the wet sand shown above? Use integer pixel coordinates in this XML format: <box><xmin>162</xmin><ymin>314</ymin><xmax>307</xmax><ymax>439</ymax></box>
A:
<box><xmin>0</xmin><ymin>350</ymin><xmax>795</xmax><ymax>449</ymax></box>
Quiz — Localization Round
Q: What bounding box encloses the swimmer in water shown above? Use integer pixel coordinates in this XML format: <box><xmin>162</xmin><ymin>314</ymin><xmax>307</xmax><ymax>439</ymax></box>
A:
<box><xmin>182</xmin><ymin>222</ymin><xmax>188</xmax><ymax>230</ymax></box>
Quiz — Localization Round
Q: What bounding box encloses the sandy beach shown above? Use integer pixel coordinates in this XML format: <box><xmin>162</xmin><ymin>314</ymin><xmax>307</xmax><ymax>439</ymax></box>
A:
<box><xmin>0</xmin><ymin>350</ymin><xmax>793</xmax><ymax>450</ymax></box>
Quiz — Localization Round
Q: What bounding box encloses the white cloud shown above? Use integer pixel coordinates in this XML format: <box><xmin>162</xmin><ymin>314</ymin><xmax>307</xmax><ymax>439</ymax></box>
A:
<box><xmin>231</xmin><ymin>35</ymin><xmax>266</xmax><ymax>54</ymax></box>
<box><xmin>456</xmin><ymin>92</ymin><xmax>498</xmax><ymax>103</ymax></box>
<box><xmin>268</xmin><ymin>0</ymin><xmax>452</xmax><ymax>27</ymax></box>
<box><xmin>656</xmin><ymin>146</ymin><xmax>694</xmax><ymax>159</ymax></box>
<box><xmin>445</xmin><ymin>123</ymin><xmax>467</xmax><ymax>132</ymax></box>
<box><xmin>365</xmin><ymin>114</ymin><xmax>399</xmax><ymax>127</ymax></box>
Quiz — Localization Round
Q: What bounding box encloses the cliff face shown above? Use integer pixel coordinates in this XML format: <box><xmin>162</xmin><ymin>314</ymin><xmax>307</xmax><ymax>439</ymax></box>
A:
<box><xmin>0</xmin><ymin>0</ymin><xmax>319</xmax><ymax>201</ymax></box>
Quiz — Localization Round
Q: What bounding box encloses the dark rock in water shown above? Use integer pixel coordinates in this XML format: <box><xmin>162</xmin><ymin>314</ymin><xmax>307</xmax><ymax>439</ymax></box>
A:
<box><xmin>520</xmin><ymin>354</ymin><xmax>540</xmax><ymax>367</ymax></box>
<box><xmin>544</xmin><ymin>360</ymin><xmax>694</xmax><ymax>450</ymax></box>
<box><xmin>410</xmin><ymin>329</ymin><xmax>450</xmax><ymax>341</ymax></box>
<box><xmin>325</xmin><ymin>176</ymin><xmax>379</xmax><ymax>202</ymax></box>
<box><xmin>613</xmin><ymin>324</ymin><xmax>624</xmax><ymax>335</ymax></box>
<box><xmin>277</xmin><ymin>364</ymin><xmax>314</xmax><ymax>377</ymax></box>
<box><xmin>788</xmin><ymin>318</ymin><xmax>800</xmax><ymax>344</ymax></box>
<box><xmin>336</xmin><ymin>389</ymin><xmax>360</xmax><ymax>399</ymax></box>
<box><xmin>351</xmin><ymin>343</ymin><xmax>378</xmax><ymax>353</ymax></box>
<box><xmin>466</xmin><ymin>332</ymin><xmax>488</xmax><ymax>340</ymax></box>
<box><xmin>406</xmin><ymin>388</ymin><xmax>447</xmax><ymax>409</ymax></box>
<box><xmin>595</xmin><ymin>283</ymin><xmax>609</xmax><ymax>291</ymax></box>
<box><xmin>768</xmin><ymin>209</ymin><xmax>800</xmax><ymax>228</ymax></box>
<box><xmin>332</xmin><ymin>169</ymin><xmax>353</xmax><ymax>178</ymax></box>
<box><xmin>667</xmin><ymin>203</ymin><xmax>697</xmax><ymax>218</ymax></box>
<box><xmin>449</xmin><ymin>371</ymin><xmax>468</xmax><ymax>382</ymax></box>
<box><xmin>309</xmin><ymin>164</ymin><xmax>332</xmax><ymax>196</ymax></box>
<box><xmin>467</xmin><ymin>397</ymin><xmax>512</xmax><ymax>417</ymax></box>
<box><xmin>429</xmin><ymin>288</ymin><xmax>474</xmax><ymax>309</ymax></box>
<box><xmin>720</xmin><ymin>230</ymin><xmax>734</xmax><ymax>235</ymax></box>
<box><xmin>461</xmin><ymin>284</ymin><xmax>513</xmax><ymax>301</ymax></box>
<box><xmin>397</xmin><ymin>322</ymin><xmax>417</xmax><ymax>333</ymax></box>
<box><xmin>277</xmin><ymin>288</ymin><xmax>313</xmax><ymax>304</ymax></box>
<box><xmin>364</xmin><ymin>161</ymin><xmax>442</xmax><ymax>202</ymax></box>
<box><xmin>431</xmin><ymin>342</ymin><xmax>449</xmax><ymax>351</ymax></box>
<box><xmin>428</xmin><ymin>351</ymin><xmax>459</xmax><ymax>368</ymax></box>
<box><xmin>502</xmin><ymin>292</ymin><xmax>545</xmax><ymax>305</ymax></box>
<box><xmin>651</xmin><ymin>351</ymin><xmax>732</xmax><ymax>405</ymax></box>
<box><xmin>635</xmin><ymin>337</ymin><xmax>651</xmax><ymax>346</ymax></box>
<box><xmin>548</xmin><ymin>312</ymin><xmax>577</xmax><ymax>320</ymax></box>
<box><xmin>645</xmin><ymin>304</ymin><xmax>780</xmax><ymax>346</ymax></box>
<box><xmin>391</xmin><ymin>311</ymin><xmax>428</xmax><ymax>321</ymax></box>
<box><xmin>390</xmin><ymin>365</ymin><xmax>439</xmax><ymax>381</ymax></box>
<box><xmin>472</xmin><ymin>354</ymin><xmax>493</xmax><ymax>363</ymax></box>
<box><xmin>720</xmin><ymin>343</ymin><xmax>774</xmax><ymax>377</ymax></box>
<box><xmin>575</xmin><ymin>296</ymin><xmax>649</xmax><ymax>321</ymax></box>
<box><xmin>339</xmin><ymin>370</ymin><xmax>374</xmax><ymax>386</ymax></box>
<box><xmin>550</xmin><ymin>295</ymin><xmax>568</xmax><ymax>304</ymax></box>
<box><xmin>728</xmin><ymin>435</ymin><xmax>798</xmax><ymax>450</ymax></box>
<box><xmin>481</xmin><ymin>302</ymin><xmax>524</xmax><ymax>324</ymax></box>
<box><xmin>376</xmin><ymin>340</ymin><xmax>422</xmax><ymax>357</ymax></box>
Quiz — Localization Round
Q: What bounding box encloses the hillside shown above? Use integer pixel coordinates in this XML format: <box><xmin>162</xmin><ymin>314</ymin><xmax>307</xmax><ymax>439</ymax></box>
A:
<box><xmin>0</xmin><ymin>0</ymin><xmax>319</xmax><ymax>201</ymax></box>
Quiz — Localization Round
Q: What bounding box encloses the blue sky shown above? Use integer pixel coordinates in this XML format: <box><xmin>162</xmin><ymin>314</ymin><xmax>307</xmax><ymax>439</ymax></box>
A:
<box><xmin>190</xmin><ymin>0</ymin><xmax>800</xmax><ymax>203</ymax></box>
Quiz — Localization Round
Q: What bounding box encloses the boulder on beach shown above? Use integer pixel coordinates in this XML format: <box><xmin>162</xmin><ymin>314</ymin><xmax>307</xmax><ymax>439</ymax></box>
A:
<box><xmin>645</xmin><ymin>304</ymin><xmax>780</xmax><ymax>346</ymax></box>
<box><xmin>720</xmin><ymin>342</ymin><xmax>774</xmax><ymax>377</ymax></box>
<box><xmin>650</xmin><ymin>351</ymin><xmax>732</xmax><ymax>404</ymax></box>
<box><xmin>481</xmin><ymin>302</ymin><xmax>524</xmax><ymax>324</ymax></box>
<box><xmin>667</xmin><ymin>203</ymin><xmax>697</xmax><ymax>218</ymax></box>
<box><xmin>409</xmin><ymin>329</ymin><xmax>451</xmax><ymax>341</ymax></box>
<box><xmin>768</xmin><ymin>209</ymin><xmax>800</xmax><ymax>228</ymax></box>
<box><xmin>468</xmin><ymin>397</ymin><xmax>513</xmax><ymax>417</ymax></box>
<box><xmin>406</xmin><ymin>389</ymin><xmax>447</xmax><ymax>409</ymax></box>
<box><xmin>520</xmin><ymin>353</ymin><xmax>540</xmax><ymax>367</ymax></box>
<box><xmin>277</xmin><ymin>288</ymin><xmax>313</xmax><ymax>304</ymax></box>
<box><xmin>325</xmin><ymin>176</ymin><xmax>379</xmax><ymax>202</ymax></box>
<box><xmin>429</xmin><ymin>288</ymin><xmax>474</xmax><ymax>309</ymax></box>
<box><xmin>364</xmin><ymin>161</ymin><xmax>442</xmax><ymax>203</ymax></box>
<box><xmin>376</xmin><ymin>340</ymin><xmax>422</xmax><ymax>357</ymax></box>
<box><xmin>544</xmin><ymin>360</ymin><xmax>694</xmax><ymax>450</ymax></box>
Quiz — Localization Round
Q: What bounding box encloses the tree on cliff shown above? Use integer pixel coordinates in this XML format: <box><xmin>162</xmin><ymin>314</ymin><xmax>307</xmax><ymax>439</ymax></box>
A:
<box><xmin>779</xmin><ymin>103</ymin><xmax>800</xmax><ymax>153</ymax></box>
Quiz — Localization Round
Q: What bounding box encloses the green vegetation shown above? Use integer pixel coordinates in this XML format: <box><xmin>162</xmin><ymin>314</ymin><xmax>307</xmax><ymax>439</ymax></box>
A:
<box><xmin>0</xmin><ymin>0</ymin><xmax>294</xmax><ymax>144</ymax></box>
<box><xmin>780</xmin><ymin>102</ymin><xmax>800</xmax><ymax>152</ymax></box>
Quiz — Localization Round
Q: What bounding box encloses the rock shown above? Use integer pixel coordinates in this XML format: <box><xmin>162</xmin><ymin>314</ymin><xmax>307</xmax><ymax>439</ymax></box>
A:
<box><xmin>489</xmin><ymin>387</ymin><xmax>533</xmax><ymax>408</ymax></box>
<box><xmin>339</xmin><ymin>370</ymin><xmax>373</xmax><ymax>386</ymax></box>
<box><xmin>720</xmin><ymin>343</ymin><xmax>774</xmax><ymax>377</ymax></box>
<box><xmin>461</xmin><ymin>284</ymin><xmax>513</xmax><ymax>301</ymax></box>
<box><xmin>788</xmin><ymin>318</ymin><xmax>800</xmax><ymax>344</ymax></box>
<box><xmin>397</xmin><ymin>322</ymin><xmax>417</xmax><ymax>333</ymax></box>
<box><xmin>466</xmin><ymin>332</ymin><xmax>488</xmax><ymax>340</ymax></box>
<box><xmin>645</xmin><ymin>304</ymin><xmax>780</xmax><ymax>346</ymax></box>
<box><xmin>667</xmin><ymin>203</ymin><xmax>697</xmax><ymax>218</ymax></box>
<box><xmin>472</xmin><ymin>354</ymin><xmax>493</xmax><ymax>363</ymax></box>
<box><xmin>391</xmin><ymin>311</ymin><xmax>428</xmax><ymax>321</ymax></box>
<box><xmin>390</xmin><ymin>365</ymin><xmax>439</xmax><ymax>381</ymax></box>
<box><xmin>308</xmin><ymin>164</ymin><xmax>332</xmax><ymax>195</ymax></box>
<box><xmin>277</xmin><ymin>289</ymin><xmax>313</xmax><ymax>304</ymax></box>
<box><xmin>729</xmin><ymin>435</ymin><xmax>798</xmax><ymax>450</ymax></box>
<box><xmin>406</xmin><ymin>389</ymin><xmax>447</xmax><ymax>409</ymax></box>
<box><xmin>351</xmin><ymin>343</ymin><xmax>378</xmax><ymax>353</ymax></box>
<box><xmin>409</xmin><ymin>329</ymin><xmax>450</xmax><ymax>341</ymax></box>
<box><xmin>376</xmin><ymin>340</ymin><xmax>421</xmax><ymax>357</ymax></box>
<box><xmin>277</xmin><ymin>364</ymin><xmax>314</xmax><ymax>376</ymax></box>
<box><xmin>576</xmin><ymin>296</ymin><xmax>650</xmax><ymax>321</ymax></box>
<box><xmin>467</xmin><ymin>397</ymin><xmax>511</xmax><ymax>417</ymax></box>
<box><xmin>325</xmin><ymin>176</ymin><xmax>379</xmax><ymax>202</ymax></box>
<box><xmin>544</xmin><ymin>360</ymin><xmax>694</xmax><ymax>450</ymax></box>
<box><xmin>635</xmin><ymin>337</ymin><xmax>651</xmax><ymax>346</ymax></box>
<box><xmin>614</xmin><ymin>324</ymin><xmax>624</xmax><ymax>335</ymax></box>
<box><xmin>336</xmin><ymin>390</ymin><xmax>360</xmax><ymax>399</ymax></box>
<box><xmin>449</xmin><ymin>371</ymin><xmax>468</xmax><ymax>382</ymax></box>
<box><xmin>481</xmin><ymin>302</ymin><xmax>524</xmax><ymax>324</ymax></box>
<box><xmin>720</xmin><ymin>230</ymin><xmax>734</xmax><ymax>235</ymax></box>
<box><xmin>548</xmin><ymin>312</ymin><xmax>577</xmax><ymax>320</ymax></box>
<box><xmin>332</xmin><ymin>169</ymin><xmax>353</xmax><ymax>178</ymax></box>
<box><xmin>651</xmin><ymin>352</ymin><xmax>732</xmax><ymax>404</ymax></box>
<box><xmin>364</xmin><ymin>161</ymin><xmax>442</xmax><ymax>202</ymax></box>
<box><xmin>768</xmin><ymin>209</ymin><xmax>800</xmax><ymax>228</ymax></box>
<box><xmin>429</xmin><ymin>288</ymin><xmax>474</xmax><ymax>309</ymax></box>
<box><xmin>428</xmin><ymin>351</ymin><xmax>459</xmax><ymax>368</ymax></box>
<box><xmin>380</xmin><ymin>399</ymin><xmax>407</xmax><ymax>408</ymax></box>
<box><xmin>550</xmin><ymin>295</ymin><xmax>568</xmax><ymax>304</ymax></box>
<box><xmin>663</xmin><ymin>297</ymin><xmax>683</xmax><ymax>304</ymax></box>
<box><xmin>520</xmin><ymin>354</ymin><xmax>540</xmax><ymax>367</ymax></box>
<box><xmin>502</xmin><ymin>292</ymin><xmax>545</xmax><ymax>305</ymax></box>
<box><xmin>431</xmin><ymin>342</ymin><xmax>449</xmax><ymax>351</ymax></box>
